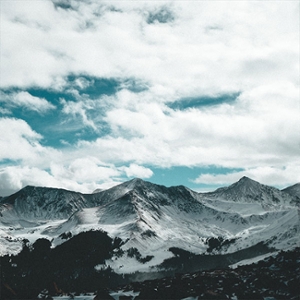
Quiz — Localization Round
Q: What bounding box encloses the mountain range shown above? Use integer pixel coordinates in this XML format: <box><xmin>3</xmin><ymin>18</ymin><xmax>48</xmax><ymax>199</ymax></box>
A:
<box><xmin>0</xmin><ymin>176</ymin><xmax>299</xmax><ymax>276</ymax></box>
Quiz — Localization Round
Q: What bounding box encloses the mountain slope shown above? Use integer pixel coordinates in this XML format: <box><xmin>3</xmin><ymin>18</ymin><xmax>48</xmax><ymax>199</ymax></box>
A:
<box><xmin>0</xmin><ymin>179</ymin><xmax>160</xmax><ymax>225</ymax></box>
<box><xmin>0</xmin><ymin>186</ymin><xmax>93</xmax><ymax>223</ymax></box>
<box><xmin>201</xmin><ymin>176</ymin><xmax>295</xmax><ymax>207</ymax></box>
<box><xmin>282</xmin><ymin>183</ymin><xmax>300</xmax><ymax>206</ymax></box>
<box><xmin>32</xmin><ymin>178</ymin><xmax>299</xmax><ymax>273</ymax></box>
<box><xmin>282</xmin><ymin>183</ymin><xmax>300</xmax><ymax>196</ymax></box>
<box><xmin>0</xmin><ymin>177</ymin><xmax>299</xmax><ymax>273</ymax></box>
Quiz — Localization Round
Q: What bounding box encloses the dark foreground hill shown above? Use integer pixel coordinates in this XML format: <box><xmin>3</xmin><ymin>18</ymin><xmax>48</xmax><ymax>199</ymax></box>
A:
<box><xmin>1</xmin><ymin>229</ymin><xmax>300</xmax><ymax>299</ymax></box>
<box><xmin>1</xmin><ymin>246</ymin><xmax>300</xmax><ymax>299</ymax></box>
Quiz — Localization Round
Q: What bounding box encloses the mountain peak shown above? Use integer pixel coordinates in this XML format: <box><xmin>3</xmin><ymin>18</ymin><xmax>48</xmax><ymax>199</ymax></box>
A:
<box><xmin>129</xmin><ymin>178</ymin><xmax>144</xmax><ymax>184</ymax></box>
<box><xmin>205</xmin><ymin>176</ymin><xmax>294</xmax><ymax>205</ymax></box>
<box><xmin>232</xmin><ymin>177</ymin><xmax>262</xmax><ymax>190</ymax></box>
<box><xmin>239</xmin><ymin>176</ymin><xmax>251</xmax><ymax>181</ymax></box>
<box><xmin>125</xmin><ymin>178</ymin><xmax>147</xmax><ymax>189</ymax></box>
<box><xmin>237</xmin><ymin>176</ymin><xmax>258</xmax><ymax>184</ymax></box>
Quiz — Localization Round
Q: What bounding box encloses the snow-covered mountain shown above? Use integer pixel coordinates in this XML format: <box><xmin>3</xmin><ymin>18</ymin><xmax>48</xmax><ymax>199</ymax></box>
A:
<box><xmin>0</xmin><ymin>177</ymin><xmax>299</xmax><ymax>274</ymax></box>
<box><xmin>202</xmin><ymin>176</ymin><xmax>296</xmax><ymax>206</ymax></box>
<box><xmin>0</xmin><ymin>186</ymin><xmax>95</xmax><ymax>223</ymax></box>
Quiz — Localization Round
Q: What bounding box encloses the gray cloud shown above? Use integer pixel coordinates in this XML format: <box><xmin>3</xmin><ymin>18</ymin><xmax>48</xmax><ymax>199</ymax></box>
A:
<box><xmin>146</xmin><ymin>6</ymin><xmax>175</xmax><ymax>24</ymax></box>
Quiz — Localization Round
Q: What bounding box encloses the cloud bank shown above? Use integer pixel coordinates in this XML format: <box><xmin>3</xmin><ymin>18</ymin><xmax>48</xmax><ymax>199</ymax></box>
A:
<box><xmin>0</xmin><ymin>0</ymin><xmax>299</xmax><ymax>195</ymax></box>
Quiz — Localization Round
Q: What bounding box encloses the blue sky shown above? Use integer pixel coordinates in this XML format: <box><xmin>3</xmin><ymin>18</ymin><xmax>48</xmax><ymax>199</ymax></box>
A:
<box><xmin>0</xmin><ymin>0</ymin><xmax>299</xmax><ymax>196</ymax></box>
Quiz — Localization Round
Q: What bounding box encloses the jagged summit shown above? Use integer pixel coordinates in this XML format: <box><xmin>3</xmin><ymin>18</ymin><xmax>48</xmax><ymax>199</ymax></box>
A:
<box><xmin>3</xmin><ymin>185</ymin><xmax>83</xmax><ymax>203</ymax></box>
<box><xmin>237</xmin><ymin>176</ymin><xmax>259</xmax><ymax>184</ymax></box>
<box><xmin>120</xmin><ymin>177</ymin><xmax>162</xmax><ymax>190</ymax></box>
<box><xmin>204</xmin><ymin>176</ymin><xmax>294</xmax><ymax>205</ymax></box>
<box><xmin>129</xmin><ymin>177</ymin><xmax>145</xmax><ymax>184</ymax></box>
<box><xmin>230</xmin><ymin>176</ymin><xmax>261</xmax><ymax>190</ymax></box>
<box><xmin>108</xmin><ymin>178</ymin><xmax>196</xmax><ymax>209</ymax></box>
<box><xmin>122</xmin><ymin>179</ymin><xmax>193</xmax><ymax>198</ymax></box>
<box><xmin>0</xmin><ymin>185</ymin><xmax>93</xmax><ymax>221</ymax></box>
<box><xmin>124</xmin><ymin>177</ymin><xmax>148</xmax><ymax>189</ymax></box>
<box><xmin>209</xmin><ymin>176</ymin><xmax>260</xmax><ymax>195</ymax></box>
<box><xmin>0</xmin><ymin>176</ymin><xmax>299</xmax><ymax>271</ymax></box>
<box><xmin>0</xmin><ymin>177</ymin><xmax>296</xmax><ymax>225</ymax></box>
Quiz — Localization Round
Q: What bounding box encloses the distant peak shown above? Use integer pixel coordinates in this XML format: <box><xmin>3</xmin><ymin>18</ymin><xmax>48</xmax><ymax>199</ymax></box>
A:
<box><xmin>128</xmin><ymin>178</ymin><xmax>147</xmax><ymax>187</ymax></box>
<box><xmin>129</xmin><ymin>178</ymin><xmax>144</xmax><ymax>184</ymax></box>
<box><xmin>237</xmin><ymin>176</ymin><xmax>257</xmax><ymax>184</ymax></box>
<box><xmin>122</xmin><ymin>178</ymin><xmax>158</xmax><ymax>191</ymax></box>
<box><xmin>92</xmin><ymin>188</ymin><xmax>103</xmax><ymax>194</ymax></box>
<box><xmin>23</xmin><ymin>185</ymin><xmax>35</xmax><ymax>189</ymax></box>
<box><xmin>239</xmin><ymin>176</ymin><xmax>250</xmax><ymax>181</ymax></box>
<box><xmin>18</xmin><ymin>185</ymin><xmax>36</xmax><ymax>193</ymax></box>
<box><xmin>228</xmin><ymin>176</ymin><xmax>261</xmax><ymax>190</ymax></box>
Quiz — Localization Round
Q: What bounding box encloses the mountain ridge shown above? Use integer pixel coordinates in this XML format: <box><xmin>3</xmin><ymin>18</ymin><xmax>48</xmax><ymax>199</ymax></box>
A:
<box><xmin>201</xmin><ymin>176</ymin><xmax>297</xmax><ymax>206</ymax></box>
<box><xmin>282</xmin><ymin>182</ymin><xmax>300</xmax><ymax>198</ymax></box>
<box><xmin>1</xmin><ymin>176</ymin><xmax>298</xmax><ymax>231</ymax></box>
<box><xmin>0</xmin><ymin>176</ymin><xmax>299</xmax><ymax>274</ymax></box>
<box><xmin>1</xmin><ymin>176</ymin><xmax>299</xmax><ymax>203</ymax></box>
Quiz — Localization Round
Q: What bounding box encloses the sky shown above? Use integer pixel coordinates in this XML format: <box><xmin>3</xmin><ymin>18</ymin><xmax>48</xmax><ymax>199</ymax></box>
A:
<box><xmin>0</xmin><ymin>0</ymin><xmax>299</xmax><ymax>196</ymax></box>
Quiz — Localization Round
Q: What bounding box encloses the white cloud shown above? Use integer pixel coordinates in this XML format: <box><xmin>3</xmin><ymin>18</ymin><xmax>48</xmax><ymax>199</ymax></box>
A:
<box><xmin>0</xmin><ymin>118</ymin><xmax>60</xmax><ymax>167</ymax></box>
<box><xmin>71</xmin><ymin>79</ymin><xmax>300</xmax><ymax>185</ymax></box>
<box><xmin>0</xmin><ymin>1</ymin><xmax>299</xmax><ymax>193</ymax></box>
<box><xmin>0</xmin><ymin>157</ymin><xmax>152</xmax><ymax>197</ymax></box>
<box><xmin>74</xmin><ymin>77</ymin><xmax>92</xmax><ymax>90</ymax></box>
<box><xmin>120</xmin><ymin>164</ymin><xmax>153</xmax><ymax>179</ymax></box>
<box><xmin>60</xmin><ymin>98</ymin><xmax>97</xmax><ymax>130</ymax></box>
<box><xmin>0</xmin><ymin>91</ymin><xmax>55</xmax><ymax>113</ymax></box>
<box><xmin>193</xmin><ymin>165</ymin><xmax>300</xmax><ymax>188</ymax></box>
<box><xmin>0</xmin><ymin>118</ymin><xmax>148</xmax><ymax>196</ymax></box>
<box><xmin>0</xmin><ymin>166</ymin><xmax>59</xmax><ymax>196</ymax></box>
<box><xmin>13</xmin><ymin>92</ymin><xmax>55</xmax><ymax>112</ymax></box>
<box><xmin>1</xmin><ymin>1</ymin><xmax>298</xmax><ymax>96</ymax></box>
<box><xmin>50</xmin><ymin>157</ymin><xmax>120</xmax><ymax>183</ymax></box>
<box><xmin>0</xmin><ymin>165</ymin><xmax>120</xmax><ymax>197</ymax></box>
<box><xmin>0</xmin><ymin>118</ymin><xmax>41</xmax><ymax>161</ymax></box>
